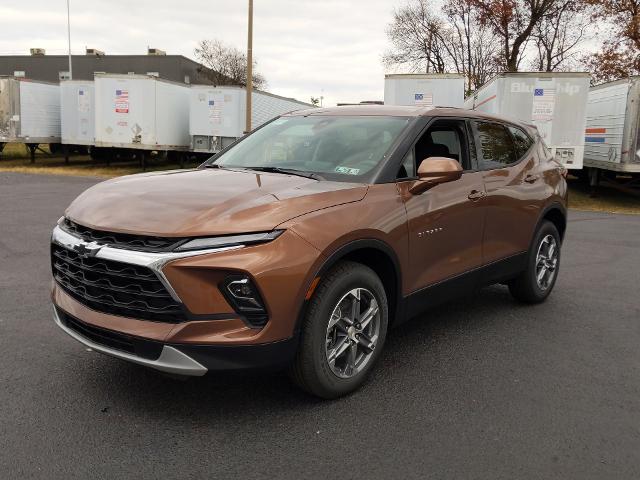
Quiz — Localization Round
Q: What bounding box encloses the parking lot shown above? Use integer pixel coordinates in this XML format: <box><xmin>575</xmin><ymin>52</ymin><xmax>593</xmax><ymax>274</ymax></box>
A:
<box><xmin>1</xmin><ymin>171</ymin><xmax>639</xmax><ymax>479</ymax></box>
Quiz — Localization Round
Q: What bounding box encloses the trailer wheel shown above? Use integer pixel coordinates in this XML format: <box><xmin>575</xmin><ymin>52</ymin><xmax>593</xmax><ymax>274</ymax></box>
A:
<box><xmin>26</xmin><ymin>143</ymin><xmax>38</xmax><ymax>163</ymax></box>
<box><xmin>573</xmin><ymin>168</ymin><xmax>589</xmax><ymax>183</ymax></box>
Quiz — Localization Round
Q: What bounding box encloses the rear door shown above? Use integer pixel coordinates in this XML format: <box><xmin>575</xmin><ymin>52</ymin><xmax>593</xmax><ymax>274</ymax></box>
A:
<box><xmin>396</xmin><ymin>118</ymin><xmax>486</xmax><ymax>309</ymax></box>
<box><xmin>471</xmin><ymin>120</ymin><xmax>543</xmax><ymax>273</ymax></box>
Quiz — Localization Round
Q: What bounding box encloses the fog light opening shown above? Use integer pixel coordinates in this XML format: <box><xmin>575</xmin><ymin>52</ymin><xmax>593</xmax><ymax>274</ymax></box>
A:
<box><xmin>226</xmin><ymin>278</ymin><xmax>263</xmax><ymax>309</ymax></box>
<box><xmin>220</xmin><ymin>275</ymin><xmax>269</xmax><ymax>328</ymax></box>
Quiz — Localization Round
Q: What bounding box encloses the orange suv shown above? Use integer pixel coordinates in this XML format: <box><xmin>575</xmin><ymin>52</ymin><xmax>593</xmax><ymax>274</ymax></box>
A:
<box><xmin>51</xmin><ymin>106</ymin><xmax>567</xmax><ymax>398</ymax></box>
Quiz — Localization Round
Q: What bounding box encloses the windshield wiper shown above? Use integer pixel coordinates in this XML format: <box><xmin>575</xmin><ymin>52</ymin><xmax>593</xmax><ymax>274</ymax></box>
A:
<box><xmin>243</xmin><ymin>166</ymin><xmax>324</xmax><ymax>181</ymax></box>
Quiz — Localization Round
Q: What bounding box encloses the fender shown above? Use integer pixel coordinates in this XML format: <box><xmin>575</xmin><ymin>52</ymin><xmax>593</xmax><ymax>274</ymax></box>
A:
<box><xmin>292</xmin><ymin>238</ymin><xmax>405</xmax><ymax>337</ymax></box>
<box><xmin>532</xmin><ymin>201</ymin><xmax>567</xmax><ymax>246</ymax></box>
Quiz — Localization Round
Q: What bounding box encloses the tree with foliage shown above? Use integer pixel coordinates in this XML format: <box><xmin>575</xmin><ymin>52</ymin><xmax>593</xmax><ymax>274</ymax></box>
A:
<box><xmin>194</xmin><ymin>39</ymin><xmax>267</xmax><ymax>89</ymax></box>
<box><xmin>310</xmin><ymin>97</ymin><xmax>320</xmax><ymax>106</ymax></box>
<box><xmin>583</xmin><ymin>0</ymin><xmax>640</xmax><ymax>82</ymax></box>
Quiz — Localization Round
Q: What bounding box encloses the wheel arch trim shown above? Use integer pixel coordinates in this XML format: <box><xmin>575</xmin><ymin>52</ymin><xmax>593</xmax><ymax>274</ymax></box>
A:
<box><xmin>537</xmin><ymin>202</ymin><xmax>568</xmax><ymax>242</ymax></box>
<box><xmin>293</xmin><ymin>238</ymin><xmax>404</xmax><ymax>336</ymax></box>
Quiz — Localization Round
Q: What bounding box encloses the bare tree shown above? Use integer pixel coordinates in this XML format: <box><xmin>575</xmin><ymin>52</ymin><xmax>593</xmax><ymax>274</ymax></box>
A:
<box><xmin>469</xmin><ymin>0</ymin><xmax>567</xmax><ymax>71</ymax></box>
<box><xmin>443</xmin><ymin>0</ymin><xmax>501</xmax><ymax>92</ymax></box>
<box><xmin>382</xmin><ymin>0</ymin><xmax>450</xmax><ymax>73</ymax></box>
<box><xmin>383</xmin><ymin>0</ymin><xmax>501</xmax><ymax>93</ymax></box>
<box><xmin>533</xmin><ymin>1</ymin><xmax>588</xmax><ymax>71</ymax></box>
<box><xmin>194</xmin><ymin>39</ymin><xmax>267</xmax><ymax>89</ymax></box>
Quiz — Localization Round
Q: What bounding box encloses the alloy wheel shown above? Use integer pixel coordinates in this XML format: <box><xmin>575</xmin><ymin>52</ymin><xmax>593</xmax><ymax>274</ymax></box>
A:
<box><xmin>535</xmin><ymin>234</ymin><xmax>559</xmax><ymax>291</ymax></box>
<box><xmin>325</xmin><ymin>288</ymin><xmax>380</xmax><ymax>379</ymax></box>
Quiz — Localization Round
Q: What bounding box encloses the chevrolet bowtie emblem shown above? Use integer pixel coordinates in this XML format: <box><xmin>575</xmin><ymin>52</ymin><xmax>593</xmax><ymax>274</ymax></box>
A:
<box><xmin>73</xmin><ymin>241</ymin><xmax>102</xmax><ymax>258</ymax></box>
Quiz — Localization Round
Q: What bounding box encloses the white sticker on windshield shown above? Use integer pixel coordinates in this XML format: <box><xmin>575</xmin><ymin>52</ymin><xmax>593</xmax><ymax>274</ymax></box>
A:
<box><xmin>334</xmin><ymin>166</ymin><xmax>360</xmax><ymax>175</ymax></box>
<box><xmin>272</xmin><ymin>118</ymin><xmax>289</xmax><ymax>125</ymax></box>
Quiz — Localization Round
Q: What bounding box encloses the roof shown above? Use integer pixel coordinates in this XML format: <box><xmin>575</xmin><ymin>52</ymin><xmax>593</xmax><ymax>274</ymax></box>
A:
<box><xmin>190</xmin><ymin>84</ymin><xmax>314</xmax><ymax>107</ymax></box>
<box><xmin>0</xmin><ymin>54</ymin><xmax>222</xmax><ymax>85</ymax></box>
<box><xmin>493</xmin><ymin>71</ymin><xmax>591</xmax><ymax>78</ymax></box>
<box><xmin>384</xmin><ymin>73</ymin><xmax>465</xmax><ymax>80</ymax></box>
<box><xmin>286</xmin><ymin>104</ymin><xmax>528</xmax><ymax>124</ymax></box>
<box><xmin>590</xmin><ymin>76</ymin><xmax>640</xmax><ymax>91</ymax></box>
<box><xmin>288</xmin><ymin>105</ymin><xmax>430</xmax><ymax>116</ymax></box>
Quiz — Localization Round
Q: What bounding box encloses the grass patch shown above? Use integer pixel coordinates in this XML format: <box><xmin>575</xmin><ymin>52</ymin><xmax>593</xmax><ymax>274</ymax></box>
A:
<box><xmin>0</xmin><ymin>143</ymin><xmax>201</xmax><ymax>178</ymax></box>
<box><xmin>0</xmin><ymin>142</ymin><xmax>48</xmax><ymax>158</ymax></box>
<box><xmin>567</xmin><ymin>177</ymin><xmax>640</xmax><ymax>215</ymax></box>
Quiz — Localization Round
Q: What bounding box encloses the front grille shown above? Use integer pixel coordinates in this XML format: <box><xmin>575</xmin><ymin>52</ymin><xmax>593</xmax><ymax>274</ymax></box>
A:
<box><xmin>61</xmin><ymin>218</ymin><xmax>187</xmax><ymax>252</ymax></box>
<box><xmin>52</xmin><ymin>244</ymin><xmax>186</xmax><ymax>323</ymax></box>
<box><xmin>57</xmin><ymin>308</ymin><xmax>163</xmax><ymax>360</ymax></box>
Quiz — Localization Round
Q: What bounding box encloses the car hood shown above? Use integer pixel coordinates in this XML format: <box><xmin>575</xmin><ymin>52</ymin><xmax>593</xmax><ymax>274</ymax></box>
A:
<box><xmin>65</xmin><ymin>168</ymin><xmax>368</xmax><ymax>237</ymax></box>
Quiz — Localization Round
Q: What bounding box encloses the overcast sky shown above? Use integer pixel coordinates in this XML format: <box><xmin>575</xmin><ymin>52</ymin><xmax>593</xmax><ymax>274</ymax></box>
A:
<box><xmin>0</xmin><ymin>0</ymin><xmax>409</xmax><ymax>106</ymax></box>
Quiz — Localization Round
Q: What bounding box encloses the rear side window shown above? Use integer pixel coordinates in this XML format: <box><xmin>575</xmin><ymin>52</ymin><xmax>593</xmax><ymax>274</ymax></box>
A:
<box><xmin>508</xmin><ymin>126</ymin><xmax>534</xmax><ymax>160</ymax></box>
<box><xmin>474</xmin><ymin>122</ymin><xmax>516</xmax><ymax>169</ymax></box>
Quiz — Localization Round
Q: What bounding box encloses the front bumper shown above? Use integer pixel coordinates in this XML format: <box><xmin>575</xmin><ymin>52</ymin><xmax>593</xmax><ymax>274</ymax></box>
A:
<box><xmin>51</xmin><ymin>224</ymin><xmax>322</xmax><ymax>345</ymax></box>
<box><xmin>53</xmin><ymin>306</ymin><xmax>297</xmax><ymax>375</ymax></box>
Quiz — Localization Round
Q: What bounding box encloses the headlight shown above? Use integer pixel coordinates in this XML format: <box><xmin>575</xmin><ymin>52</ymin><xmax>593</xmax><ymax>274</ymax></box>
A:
<box><xmin>174</xmin><ymin>230</ymin><xmax>283</xmax><ymax>252</ymax></box>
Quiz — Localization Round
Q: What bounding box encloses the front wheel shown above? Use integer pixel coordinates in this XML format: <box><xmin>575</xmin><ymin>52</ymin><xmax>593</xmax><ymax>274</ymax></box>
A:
<box><xmin>289</xmin><ymin>261</ymin><xmax>388</xmax><ymax>399</ymax></box>
<box><xmin>508</xmin><ymin>220</ymin><xmax>561</xmax><ymax>303</ymax></box>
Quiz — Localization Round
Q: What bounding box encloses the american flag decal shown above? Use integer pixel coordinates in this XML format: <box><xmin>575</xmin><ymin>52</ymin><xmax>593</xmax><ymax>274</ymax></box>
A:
<box><xmin>534</xmin><ymin>88</ymin><xmax>556</xmax><ymax>98</ymax></box>
<box><xmin>115</xmin><ymin>89</ymin><xmax>129</xmax><ymax>113</ymax></box>
<box><xmin>414</xmin><ymin>93</ymin><xmax>433</xmax><ymax>107</ymax></box>
<box><xmin>531</xmin><ymin>87</ymin><xmax>556</xmax><ymax>121</ymax></box>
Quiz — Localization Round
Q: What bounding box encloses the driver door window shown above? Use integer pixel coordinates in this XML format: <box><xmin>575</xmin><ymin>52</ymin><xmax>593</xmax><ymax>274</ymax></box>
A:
<box><xmin>397</xmin><ymin>120</ymin><xmax>471</xmax><ymax>179</ymax></box>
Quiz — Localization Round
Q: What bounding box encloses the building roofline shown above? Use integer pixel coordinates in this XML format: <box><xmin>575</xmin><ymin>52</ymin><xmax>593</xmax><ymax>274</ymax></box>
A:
<box><xmin>0</xmin><ymin>54</ymin><xmax>198</xmax><ymax>60</ymax></box>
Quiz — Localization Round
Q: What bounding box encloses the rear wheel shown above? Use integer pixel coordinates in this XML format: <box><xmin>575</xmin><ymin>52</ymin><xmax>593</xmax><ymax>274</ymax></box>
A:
<box><xmin>508</xmin><ymin>221</ymin><xmax>561</xmax><ymax>303</ymax></box>
<box><xmin>289</xmin><ymin>261</ymin><xmax>388</xmax><ymax>399</ymax></box>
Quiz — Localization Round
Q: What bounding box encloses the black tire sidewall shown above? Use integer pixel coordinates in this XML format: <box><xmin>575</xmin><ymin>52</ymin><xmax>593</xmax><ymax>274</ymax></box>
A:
<box><xmin>526</xmin><ymin>221</ymin><xmax>561</xmax><ymax>301</ymax></box>
<box><xmin>304</xmin><ymin>263</ymin><xmax>388</xmax><ymax>397</ymax></box>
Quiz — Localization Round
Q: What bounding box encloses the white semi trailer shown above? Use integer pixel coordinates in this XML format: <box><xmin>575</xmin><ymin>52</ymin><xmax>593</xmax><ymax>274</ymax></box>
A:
<box><xmin>384</xmin><ymin>74</ymin><xmax>465</xmax><ymax>108</ymax></box>
<box><xmin>465</xmin><ymin>72</ymin><xmax>590</xmax><ymax>170</ymax></box>
<box><xmin>583</xmin><ymin>77</ymin><xmax>640</xmax><ymax>184</ymax></box>
<box><xmin>0</xmin><ymin>77</ymin><xmax>60</xmax><ymax>161</ymax></box>
<box><xmin>60</xmin><ymin>80</ymin><xmax>95</xmax><ymax>159</ymax></box>
<box><xmin>94</xmin><ymin>74</ymin><xmax>190</xmax><ymax>167</ymax></box>
<box><xmin>189</xmin><ymin>86</ymin><xmax>312</xmax><ymax>154</ymax></box>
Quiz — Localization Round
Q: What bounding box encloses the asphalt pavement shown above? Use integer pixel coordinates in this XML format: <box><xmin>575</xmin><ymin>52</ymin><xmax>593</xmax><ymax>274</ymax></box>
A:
<box><xmin>1</xmin><ymin>172</ymin><xmax>639</xmax><ymax>479</ymax></box>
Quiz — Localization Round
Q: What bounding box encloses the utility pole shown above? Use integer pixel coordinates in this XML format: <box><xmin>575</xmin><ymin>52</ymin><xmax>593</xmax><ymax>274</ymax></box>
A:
<box><xmin>66</xmin><ymin>0</ymin><xmax>73</xmax><ymax>79</ymax></box>
<box><xmin>245</xmin><ymin>0</ymin><xmax>253</xmax><ymax>134</ymax></box>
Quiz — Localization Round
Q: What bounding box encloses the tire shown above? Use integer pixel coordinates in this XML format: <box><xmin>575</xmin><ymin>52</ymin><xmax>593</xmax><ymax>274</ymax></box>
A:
<box><xmin>508</xmin><ymin>220</ymin><xmax>561</xmax><ymax>303</ymax></box>
<box><xmin>289</xmin><ymin>261</ymin><xmax>388</xmax><ymax>399</ymax></box>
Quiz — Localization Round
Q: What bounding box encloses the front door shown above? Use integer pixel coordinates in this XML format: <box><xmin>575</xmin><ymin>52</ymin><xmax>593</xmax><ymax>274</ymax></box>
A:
<box><xmin>397</xmin><ymin>119</ymin><xmax>486</xmax><ymax>314</ymax></box>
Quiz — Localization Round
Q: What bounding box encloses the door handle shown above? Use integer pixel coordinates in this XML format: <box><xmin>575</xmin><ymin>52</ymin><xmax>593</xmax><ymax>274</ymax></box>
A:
<box><xmin>468</xmin><ymin>190</ymin><xmax>486</xmax><ymax>201</ymax></box>
<box><xmin>524</xmin><ymin>174</ymin><xmax>539</xmax><ymax>184</ymax></box>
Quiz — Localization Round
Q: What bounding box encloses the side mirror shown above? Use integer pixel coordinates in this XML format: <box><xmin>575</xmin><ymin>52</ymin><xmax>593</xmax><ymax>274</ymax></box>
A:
<box><xmin>409</xmin><ymin>157</ymin><xmax>463</xmax><ymax>195</ymax></box>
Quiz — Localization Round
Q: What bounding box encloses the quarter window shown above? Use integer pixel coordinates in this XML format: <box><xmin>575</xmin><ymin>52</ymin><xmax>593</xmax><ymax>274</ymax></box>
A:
<box><xmin>398</xmin><ymin>149</ymin><xmax>416</xmax><ymax>178</ymax></box>
<box><xmin>475</xmin><ymin>122</ymin><xmax>516</xmax><ymax>169</ymax></box>
<box><xmin>508</xmin><ymin>126</ymin><xmax>534</xmax><ymax>160</ymax></box>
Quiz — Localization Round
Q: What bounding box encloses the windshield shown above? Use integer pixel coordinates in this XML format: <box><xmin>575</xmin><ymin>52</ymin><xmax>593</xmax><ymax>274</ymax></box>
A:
<box><xmin>207</xmin><ymin>115</ymin><xmax>411</xmax><ymax>182</ymax></box>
